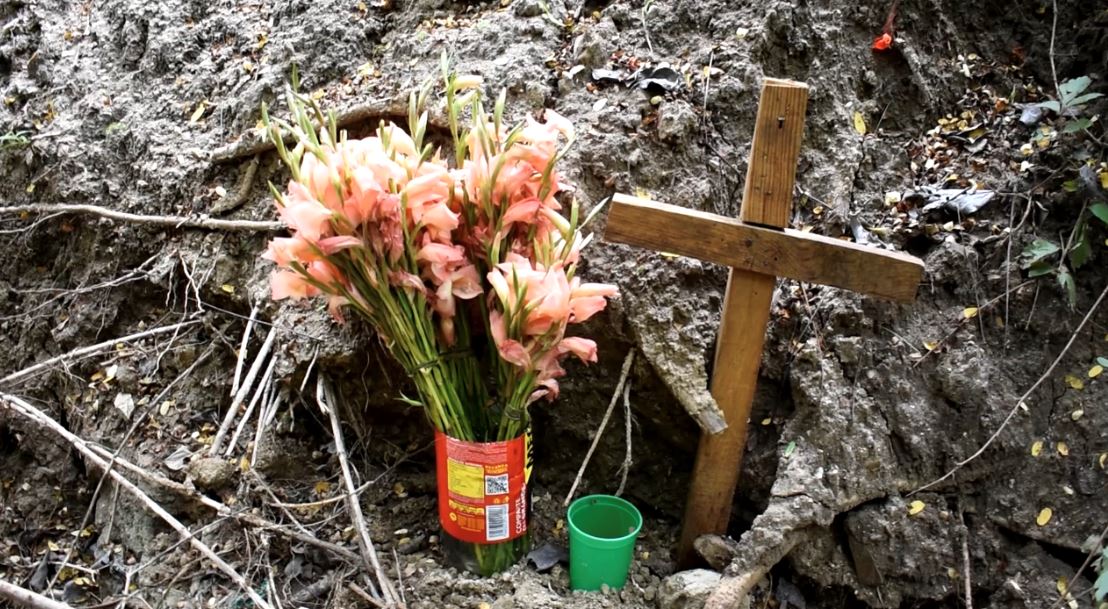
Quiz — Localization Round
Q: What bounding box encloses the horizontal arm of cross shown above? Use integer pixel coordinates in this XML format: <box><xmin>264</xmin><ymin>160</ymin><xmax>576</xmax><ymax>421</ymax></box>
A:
<box><xmin>605</xmin><ymin>193</ymin><xmax>924</xmax><ymax>302</ymax></box>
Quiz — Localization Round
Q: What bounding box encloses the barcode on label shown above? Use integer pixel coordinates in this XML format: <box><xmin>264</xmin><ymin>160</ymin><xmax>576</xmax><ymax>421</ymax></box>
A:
<box><xmin>484</xmin><ymin>473</ymin><xmax>509</xmax><ymax>496</ymax></box>
<box><xmin>486</xmin><ymin>504</ymin><xmax>508</xmax><ymax>542</ymax></box>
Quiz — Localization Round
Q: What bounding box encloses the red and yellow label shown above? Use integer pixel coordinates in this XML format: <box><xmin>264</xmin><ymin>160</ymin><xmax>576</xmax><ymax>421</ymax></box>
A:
<box><xmin>435</xmin><ymin>429</ymin><xmax>531</xmax><ymax>544</ymax></box>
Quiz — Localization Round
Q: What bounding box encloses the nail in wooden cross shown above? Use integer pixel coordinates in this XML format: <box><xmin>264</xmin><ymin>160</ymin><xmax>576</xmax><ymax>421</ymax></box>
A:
<box><xmin>604</xmin><ymin>78</ymin><xmax>925</xmax><ymax>567</ymax></box>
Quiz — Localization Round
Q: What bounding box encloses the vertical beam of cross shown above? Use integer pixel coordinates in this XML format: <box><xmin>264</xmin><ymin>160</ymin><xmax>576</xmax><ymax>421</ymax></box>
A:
<box><xmin>675</xmin><ymin>79</ymin><xmax>809</xmax><ymax>566</ymax></box>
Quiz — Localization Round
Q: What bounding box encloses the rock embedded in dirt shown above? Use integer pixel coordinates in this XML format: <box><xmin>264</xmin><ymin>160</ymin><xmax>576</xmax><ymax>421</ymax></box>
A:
<box><xmin>693</xmin><ymin>533</ymin><xmax>741</xmax><ymax>571</ymax></box>
<box><xmin>658</xmin><ymin>569</ymin><xmax>724</xmax><ymax>609</ymax></box>
<box><xmin>656</xmin><ymin>99</ymin><xmax>698</xmax><ymax>143</ymax></box>
<box><xmin>186</xmin><ymin>456</ymin><xmax>238</xmax><ymax>492</ymax></box>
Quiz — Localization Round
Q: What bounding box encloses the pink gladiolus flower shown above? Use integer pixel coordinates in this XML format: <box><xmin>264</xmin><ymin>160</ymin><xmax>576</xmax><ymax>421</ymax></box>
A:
<box><xmin>501</xmin><ymin>198</ymin><xmax>542</xmax><ymax>228</ymax></box>
<box><xmin>487</xmin><ymin>267</ymin><xmax>511</xmax><ymax>305</ymax></box>
<box><xmin>383</xmin><ymin>123</ymin><xmax>417</xmax><ymax>157</ymax></box>
<box><xmin>417</xmin><ymin>242</ymin><xmax>466</xmax><ymax>266</ymax></box>
<box><xmin>318</xmin><ymin>235</ymin><xmax>364</xmax><ymax>255</ymax></box>
<box><xmin>280</xmin><ymin>184</ymin><xmax>333</xmax><ymax>241</ymax></box>
<box><xmin>327</xmin><ymin>296</ymin><xmax>349</xmax><ymax>323</ymax></box>
<box><xmin>415</xmin><ymin>203</ymin><xmax>459</xmax><ymax>242</ymax></box>
<box><xmin>528</xmin><ymin>378</ymin><xmax>560</xmax><ymax>404</ymax></box>
<box><xmin>543</xmin><ymin>109</ymin><xmax>575</xmax><ymax>140</ymax></box>
<box><xmin>307</xmin><ymin>260</ymin><xmax>342</xmax><ymax>287</ymax></box>
<box><xmin>449</xmin><ymin>264</ymin><xmax>482</xmax><ymax>299</ymax></box>
<box><xmin>301</xmin><ymin>152</ymin><xmax>344</xmax><ymax>210</ymax></box>
<box><xmin>557</xmin><ymin>337</ymin><xmax>598</xmax><ymax>364</ymax></box>
<box><xmin>490</xmin><ymin>310</ymin><xmax>531</xmax><ymax>368</ymax></box>
<box><xmin>568</xmin><ymin>280</ymin><xmax>618</xmax><ymax>323</ymax></box>
<box><xmin>403</xmin><ymin>171</ymin><xmax>452</xmax><ymax>208</ymax></box>
<box><xmin>262</xmin><ymin>236</ymin><xmax>316</xmax><ymax>266</ymax></box>
<box><xmin>271</xmin><ymin>271</ymin><xmax>318</xmax><ymax>300</ymax></box>
<box><xmin>388</xmin><ymin>271</ymin><xmax>427</xmax><ymax>293</ymax></box>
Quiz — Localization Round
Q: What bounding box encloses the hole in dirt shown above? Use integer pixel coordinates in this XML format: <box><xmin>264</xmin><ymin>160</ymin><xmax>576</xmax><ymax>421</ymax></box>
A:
<box><xmin>905</xmin><ymin>233</ymin><xmax>936</xmax><ymax>258</ymax></box>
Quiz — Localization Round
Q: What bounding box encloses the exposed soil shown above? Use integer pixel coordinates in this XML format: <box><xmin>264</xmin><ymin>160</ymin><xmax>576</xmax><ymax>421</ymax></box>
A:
<box><xmin>1</xmin><ymin>0</ymin><xmax>1107</xmax><ymax>608</ymax></box>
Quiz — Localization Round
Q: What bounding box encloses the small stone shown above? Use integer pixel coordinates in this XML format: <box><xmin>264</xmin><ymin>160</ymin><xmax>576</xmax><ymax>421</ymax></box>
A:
<box><xmin>186</xmin><ymin>457</ymin><xmax>237</xmax><ymax>491</ymax></box>
<box><xmin>656</xmin><ymin>99</ymin><xmax>697</xmax><ymax>143</ymax></box>
<box><xmin>658</xmin><ymin>570</ymin><xmax>722</xmax><ymax>609</ymax></box>
<box><xmin>600</xmin><ymin>583</ymin><xmax>611</xmax><ymax>594</ymax></box>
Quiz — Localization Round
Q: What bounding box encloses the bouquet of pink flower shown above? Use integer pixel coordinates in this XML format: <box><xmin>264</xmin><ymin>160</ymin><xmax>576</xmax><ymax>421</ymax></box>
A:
<box><xmin>260</xmin><ymin>64</ymin><xmax>617</xmax><ymax>574</ymax></box>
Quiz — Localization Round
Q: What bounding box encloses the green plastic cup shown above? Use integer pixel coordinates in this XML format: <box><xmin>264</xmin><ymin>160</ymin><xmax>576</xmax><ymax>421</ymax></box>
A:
<box><xmin>567</xmin><ymin>494</ymin><xmax>643</xmax><ymax>591</ymax></box>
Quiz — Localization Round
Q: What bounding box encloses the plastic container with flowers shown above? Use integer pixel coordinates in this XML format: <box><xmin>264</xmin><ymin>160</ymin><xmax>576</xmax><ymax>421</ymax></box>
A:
<box><xmin>259</xmin><ymin>63</ymin><xmax>618</xmax><ymax>575</ymax></box>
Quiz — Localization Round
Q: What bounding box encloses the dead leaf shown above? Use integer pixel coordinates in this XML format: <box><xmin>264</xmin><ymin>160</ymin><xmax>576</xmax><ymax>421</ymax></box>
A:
<box><xmin>164</xmin><ymin>446</ymin><xmax>191</xmax><ymax>471</ymax></box>
<box><xmin>1089</xmin><ymin>365</ymin><xmax>1103</xmax><ymax>379</ymax></box>
<box><xmin>1071</xmin><ymin>410</ymin><xmax>1084</xmax><ymax>421</ymax></box>
<box><xmin>963</xmin><ymin>307</ymin><xmax>979</xmax><ymax>319</ymax></box>
<box><xmin>113</xmin><ymin>393</ymin><xmax>135</xmax><ymax>419</ymax></box>
<box><xmin>1031</xmin><ymin>440</ymin><xmax>1043</xmax><ymax>456</ymax></box>
<box><xmin>314</xmin><ymin>480</ymin><xmax>332</xmax><ymax>495</ymax></box>
<box><xmin>908</xmin><ymin>500</ymin><xmax>926</xmax><ymax>516</ymax></box>
<box><xmin>853</xmin><ymin>111</ymin><xmax>867</xmax><ymax>135</ymax></box>
<box><xmin>1036</xmin><ymin>507</ymin><xmax>1053</xmax><ymax>526</ymax></box>
<box><xmin>1057</xmin><ymin>442</ymin><xmax>1070</xmax><ymax>456</ymax></box>
<box><xmin>1064</xmin><ymin>375</ymin><xmax>1084</xmax><ymax>390</ymax></box>
<box><xmin>189</xmin><ymin>100</ymin><xmax>208</xmax><ymax>124</ymax></box>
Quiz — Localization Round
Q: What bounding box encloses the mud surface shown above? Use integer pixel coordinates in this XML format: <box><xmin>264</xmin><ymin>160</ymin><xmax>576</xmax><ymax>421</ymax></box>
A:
<box><xmin>1</xmin><ymin>0</ymin><xmax>1107</xmax><ymax>607</ymax></box>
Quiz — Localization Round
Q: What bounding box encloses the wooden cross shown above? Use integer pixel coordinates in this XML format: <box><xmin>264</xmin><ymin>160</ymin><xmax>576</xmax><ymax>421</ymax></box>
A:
<box><xmin>604</xmin><ymin>78</ymin><xmax>925</xmax><ymax>566</ymax></box>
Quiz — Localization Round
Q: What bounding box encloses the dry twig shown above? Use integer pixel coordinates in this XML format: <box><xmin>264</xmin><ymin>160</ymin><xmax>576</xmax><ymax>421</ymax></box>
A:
<box><xmin>0</xmin><ymin>321</ymin><xmax>199</xmax><ymax>386</ymax></box>
<box><xmin>232</xmin><ymin>304</ymin><xmax>261</xmax><ymax>397</ymax></box>
<box><xmin>913</xmin><ymin>280</ymin><xmax>1108</xmax><ymax>494</ymax></box>
<box><xmin>319</xmin><ymin>378</ymin><xmax>402</xmax><ymax>607</ymax></box>
<box><xmin>0</xmin><ymin>203</ymin><xmax>282</xmax><ymax>232</ymax></box>
<box><xmin>615</xmin><ymin>381</ymin><xmax>633</xmax><ymax>497</ymax></box>
<box><xmin>564</xmin><ymin>349</ymin><xmax>635</xmax><ymax>506</ymax></box>
<box><xmin>0</xmin><ymin>394</ymin><xmax>273</xmax><ymax>609</ymax></box>
<box><xmin>211</xmin><ymin>327</ymin><xmax>278</xmax><ymax>455</ymax></box>
<box><xmin>225</xmin><ymin>353</ymin><xmax>278</xmax><ymax>457</ymax></box>
<box><xmin>0</xmin><ymin>579</ymin><xmax>73</xmax><ymax>609</ymax></box>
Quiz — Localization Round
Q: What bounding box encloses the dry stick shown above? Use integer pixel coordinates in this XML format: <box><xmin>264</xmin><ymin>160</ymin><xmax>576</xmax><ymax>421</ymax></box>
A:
<box><xmin>0</xmin><ymin>321</ymin><xmax>199</xmax><ymax>386</ymax></box>
<box><xmin>60</xmin><ymin>347</ymin><xmax>216</xmax><ymax>594</ymax></box>
<box><xmin>0</xmin><ymin>204</ymin><xmax>283</xmax><ymax>232</ymax></box>
<box><xmin>960</xmin><ymin>509</ymin><xmax>973</xmax><ymax>609</ymax></box>
<box><xmin>0</xmin><ymin>395</ymin><xmax>273</xmax><ymax>609</ymax></box>
<box><xmin>347</xmin><ymin>583</ymin><xmax>387</xmax><ymax>609</ymax></box>
<box><xmin>225</xmin><ymin>354</ymin><xmax>279</xmax><ymax>457</ymax></box>
<box><xmin>211</xmin><ymin>327</ymin><xmax>278</xmax><ymax>455</ymax></box>
<box><xmin>319</xmin><ymin>378</ymin><xmax>399</xmax><ymax>607</ymax></box>
<box><xmin>231</xmin><ymin>303</ymin><xmax>260</xmax><ymax>397</ymax></box>
<box><xmin>1048</xmin><ymin>0</ymin><xmax>1060</xmax><ymax>99</ymax></box>
<box><xmin>563</xmin><ymin>350</ymin><xmax>636</xmax><ymax>507</ymax></box>
<box><xmin>85</xmin><ymin>444</ymin><xmax>361</xmax><ymax>563</ymax></box>
<box><xmin>615</xmin><ymin>382</ymin><xmax>633</xmax><ymax>497</ymax></box>
<box><xmin>912</xmin><ymin>280</ymin><xmax>1108</xmax><ymax>495</ymax></box>
<box><xmin>251</xmin><ymin>389</ymin><xmax>285</xmax><ymax>468</ymax></box>
<box><xmin>0</xmin><ymin>579</ymin><xmax>73</xmax><ymax>609</ymax></box>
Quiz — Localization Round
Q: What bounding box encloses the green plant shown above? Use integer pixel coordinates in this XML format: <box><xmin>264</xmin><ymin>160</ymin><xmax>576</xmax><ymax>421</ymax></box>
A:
<box><xmin>1021</xmin><ymin>180</ymin><xmax>1108</xmax><ymax>308</ymax></box>
<box><xmin>1080</xmin><ymin>533</ymin><xmax>1108</xmax><ymax>603</ymax></box>
<box><xmin>1037</xmin><ymin>76</ymin><xmax>1103</xmax><ymax>134</ymax></box>
<box><xmin>0</xmin><ymin>130</ymin><xmax>30</xmax><ymax>151</ymax></box>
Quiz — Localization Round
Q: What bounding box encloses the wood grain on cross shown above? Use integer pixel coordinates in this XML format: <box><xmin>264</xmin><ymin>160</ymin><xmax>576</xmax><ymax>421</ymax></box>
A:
<box><xmin>604</xmin><ymin>78</ymin><xmax>925</xmax><ymax>566</ymax></box>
